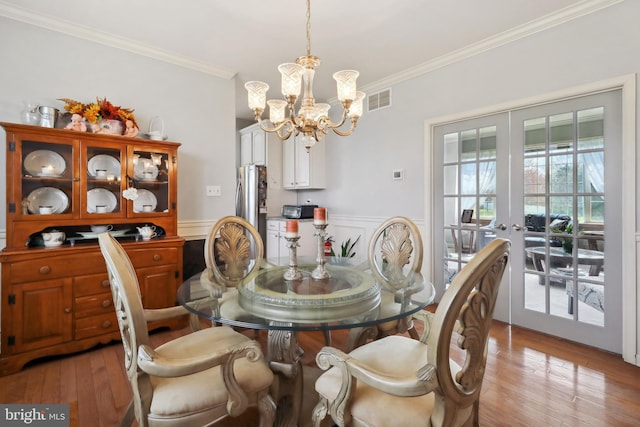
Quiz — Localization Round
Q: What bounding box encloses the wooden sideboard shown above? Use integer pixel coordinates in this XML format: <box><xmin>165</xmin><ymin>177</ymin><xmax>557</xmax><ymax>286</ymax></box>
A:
<box><xmin>0</xmin><ymin>123</ymin><xmax>185</xmax><ymax>375</ymax></box>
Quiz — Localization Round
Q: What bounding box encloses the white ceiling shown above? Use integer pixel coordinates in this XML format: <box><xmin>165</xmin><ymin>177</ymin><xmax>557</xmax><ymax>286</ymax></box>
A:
<box><xmin>1</xmin><ymin>0</ymin><xmax>614</xmax><ymax>120</ymax></box>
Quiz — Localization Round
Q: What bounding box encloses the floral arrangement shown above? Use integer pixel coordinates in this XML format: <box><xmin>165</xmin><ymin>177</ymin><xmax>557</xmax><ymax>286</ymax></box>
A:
<box><xmin>58</xmin><ymin>97</ymin><xmax>138</xmax><ymax>127</ymax></box>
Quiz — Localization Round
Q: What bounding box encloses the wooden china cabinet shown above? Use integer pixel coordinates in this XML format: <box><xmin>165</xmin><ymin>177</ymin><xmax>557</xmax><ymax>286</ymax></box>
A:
<box><xmin>0</xmin><ymin>122</ymin><xmax>185</xmax><ymax>376</ymax></box>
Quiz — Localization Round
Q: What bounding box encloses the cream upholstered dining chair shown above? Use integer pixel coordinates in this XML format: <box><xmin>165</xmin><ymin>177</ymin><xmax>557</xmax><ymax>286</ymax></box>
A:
<box><xmin>346</xmin><ymin>216</ymin><xmax>424</xmax><ymax>350</ymax></box>
<box><xmin>98</xmin><ymin>233</ymin><xmax>276</xmax><ymax>427</ymax></box>
<box><xmin>313</xmin><ymin>238</ymin><xmax>510</xmax><ymax>427</ymax></box>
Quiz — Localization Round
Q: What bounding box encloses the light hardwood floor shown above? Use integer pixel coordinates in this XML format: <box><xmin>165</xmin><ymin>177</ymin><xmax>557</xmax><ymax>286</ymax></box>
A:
<box><xmin>0</xmin><ymin>318</ymin><xmax>638</xmax><ymax>426</ymax></box>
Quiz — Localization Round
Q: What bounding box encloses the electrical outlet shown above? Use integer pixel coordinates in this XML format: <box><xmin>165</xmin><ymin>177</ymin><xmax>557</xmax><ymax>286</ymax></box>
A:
<box><xmin>206</xmin><ymin>185</ymin><xmax>221</xmax><ymax>196</ymax></box>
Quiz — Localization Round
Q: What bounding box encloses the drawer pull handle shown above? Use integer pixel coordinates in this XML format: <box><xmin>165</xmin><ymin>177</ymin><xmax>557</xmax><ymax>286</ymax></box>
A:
<box><xmin>39</xmin><ymin>266</ymin><xmax>51</xmax><ymax>275</ymax></box>
<box><xmin>64</xmin><ymin>307</ymin><xmax>71</xmax><ymax>313</ymax></box>
<box><xmin>101</xmin><ymin>300</ymin><xmax>112</xmax><ymax>308</ymax></box>
<box><xmin>153</xmin><ymin>254</ymin><xmax>161</xmax><ymax>261</ymax></box>
<box><xmin>102</xmin><ymin>320</ymin><xmax>112</xmax><ymax>328</ymax></box>
<box><xmin>101</xmin><ymin>280</ymin><xmax>110</xmax><ymax>288</ymax></box>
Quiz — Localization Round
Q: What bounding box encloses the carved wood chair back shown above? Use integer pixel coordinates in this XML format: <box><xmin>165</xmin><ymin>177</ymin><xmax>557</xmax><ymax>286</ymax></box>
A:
<box><xmin>368</xmin><ymin>216</ymin><xmax>423</xmax><ymax>286</ymax></box>
<box><xmin>204</xmin><ymin>215</ymin><xmax>264</xmax><ymax>290</ymax></box>
<box><xmin>426</xmin><ymin>237</ymin><xmax>510</xmax><ymax>426</ymax></box>
<box><xmin>98</xmin><ymin>233</ymin><xmax>153</xmax><ymax>421</ymax></box>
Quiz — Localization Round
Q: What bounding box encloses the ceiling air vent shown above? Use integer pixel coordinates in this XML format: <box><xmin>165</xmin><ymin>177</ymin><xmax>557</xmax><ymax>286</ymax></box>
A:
<box><xmin>367</xmin><ymin>89</ymin><xmax>391</xmax><ymax>112</ymax></box>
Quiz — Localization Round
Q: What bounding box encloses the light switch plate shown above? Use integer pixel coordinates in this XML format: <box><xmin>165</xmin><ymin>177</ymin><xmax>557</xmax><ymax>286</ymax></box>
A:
<box><xmin>206</xmin><ymin>185</ymin><xmax>221</xmax><ymax>196</ymax></box>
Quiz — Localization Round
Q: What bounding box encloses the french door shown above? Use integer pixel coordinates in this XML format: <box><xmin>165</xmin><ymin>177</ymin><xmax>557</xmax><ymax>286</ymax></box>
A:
<box><xmin>433</xmin><ymin>90</ymin><xmax>622</xmax><ymax>353</ymax></box>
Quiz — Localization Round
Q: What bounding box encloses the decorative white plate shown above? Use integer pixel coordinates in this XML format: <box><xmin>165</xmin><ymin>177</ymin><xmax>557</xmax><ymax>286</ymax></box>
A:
<box><xmin>133</xmin><ymin>189</ymin><xmax>157</xmax><ymax>213</ymax></box>
<box><xmin>88</xmin><ymin>154</ymin><xmax>120</xmax><ymax>177</ymax></box>
<box><xmin>87</xmin><ymin>188</ymin><xmax>118</xmax><ymax>213</ymax></box>
<box><xmin>24</xmin><ymin>150</ymin><xmax>66</xmax><ymax>176</ymax></box>
<box><xmin>27</xmin><ymin>187</ymin><xmax>69</xmax><ymax>214</ymax></box>
<box><xmin>77</xmin><ymin>229</ymin><xmax>130</xmax><ymax>239</ymax></box>
<box><xmin>134</xmin><ymin>158</ymin><xmax>158</xmax><ymax>180</ymax></box>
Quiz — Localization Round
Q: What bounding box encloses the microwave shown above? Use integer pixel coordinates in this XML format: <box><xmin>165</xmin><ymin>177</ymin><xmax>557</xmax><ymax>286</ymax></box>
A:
<box><xmin>282</xmin><ymin>204</ymin><xmax>318</xmax><ymax>219</ymax></box>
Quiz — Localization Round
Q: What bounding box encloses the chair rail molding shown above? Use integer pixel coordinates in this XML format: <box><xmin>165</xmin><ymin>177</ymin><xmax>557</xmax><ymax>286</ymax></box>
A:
<box><xmin>178</xmin><ymin>219</ymin><xmax>217</xmax><ymax>240</ymax></box>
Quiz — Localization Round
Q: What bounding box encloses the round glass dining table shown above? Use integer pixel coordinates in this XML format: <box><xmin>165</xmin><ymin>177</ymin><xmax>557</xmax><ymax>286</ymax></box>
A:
<box><xmin>177</xmin><ymin>257</ymin><xmax>435</xmax><ymax>426</ymax></box>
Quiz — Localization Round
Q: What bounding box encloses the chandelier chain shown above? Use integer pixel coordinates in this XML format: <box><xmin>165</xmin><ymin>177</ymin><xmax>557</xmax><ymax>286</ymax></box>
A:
<box><xmin>306</xmin><ymin>0</ymin><xmax>312</xmax><ymax>56</ymax></box>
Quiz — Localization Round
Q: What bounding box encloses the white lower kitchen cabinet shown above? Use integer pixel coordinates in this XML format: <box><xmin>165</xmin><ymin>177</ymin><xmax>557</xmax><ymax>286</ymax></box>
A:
<box><xmin>266</xmin><ymin>219</ymin><xmax>317</xmax><ymax>264</ymax></box>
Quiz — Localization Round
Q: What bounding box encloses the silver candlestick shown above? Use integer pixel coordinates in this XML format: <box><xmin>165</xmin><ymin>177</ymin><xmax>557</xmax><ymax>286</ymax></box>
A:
<box><xmin>284</xmin><ymin>235</ymin><xmax>303</xmax><ymax>281</ymax></box>
<box><xmin>312</xmin><ymin>223</ymin><xmax>331</xmax><ymax>280</ymax></box>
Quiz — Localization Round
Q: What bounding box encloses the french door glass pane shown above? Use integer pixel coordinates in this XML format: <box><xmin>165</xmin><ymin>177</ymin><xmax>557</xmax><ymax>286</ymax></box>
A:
<box><xmin>577</xmin><ymin>107</ymin><xmax>604</xmax><ymax>150</ymax></box>
<box><xmin>549</xmin><ymin>154</ymin><xmax>573</xmax><ymax>193</ymax></box>
<box><xmin>550</xmin><ymin>112</ymin><xmax>573</xmax><ymax>152</ymax></box>
<box><xmin>443</xmin><ymin>165</ymin><xmax>458</xmax><ymax>195</ymax></box>
<box><xmin>460</xmin><ymin>130</ymin><xmax>476</xmax><ymax>161</ymax></box>
<box><xmin>444</xmin><ymin>133</ymin><xmax>459</xmax><ymax>163</ymax></box>
<box><xmin>479</xmin><ymin>126</ymin><xmax>497</xmax><ymax>159</ymax></box>
<box><xmin>460</xmin><ymin>163</ymin><xmax>476</xmax><ymax>194</ymax></box>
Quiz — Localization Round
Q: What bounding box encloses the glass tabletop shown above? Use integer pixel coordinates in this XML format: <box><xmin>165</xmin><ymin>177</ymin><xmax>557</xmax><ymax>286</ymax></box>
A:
<box><xmin>177</xmin><ymin>258</ymin><xmax>435</xmax><ymax>332</ymax></box>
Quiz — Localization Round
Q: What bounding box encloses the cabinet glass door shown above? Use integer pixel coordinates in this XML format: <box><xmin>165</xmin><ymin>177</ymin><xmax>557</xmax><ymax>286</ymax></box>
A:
<box><xmin>129</xmin><ymin>148</ymin><xmax>171</xmax><ymax>215</ymax></box>
<box><xmin>21</xmin><ymin>138</ymin><xmax>75</xmax><ymax>217</ymax></box>
<box><xmin>83</xmin><ymin>144</ymin><xmax>124</xmax><ymax>217</ymax></box>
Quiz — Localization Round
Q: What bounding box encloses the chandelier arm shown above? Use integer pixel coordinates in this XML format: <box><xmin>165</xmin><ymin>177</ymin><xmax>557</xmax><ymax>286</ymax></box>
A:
<box><xmin>276</xmin><ymin>121</ymin><xmax>295</xmax><ymax>140</ymax></box>
<box><xmin>318</xmin><ymin>109</ymin><xmax>349</xmax><ymax>130</ymax></box>
<box><xmin>330</xmin><ymin>118</ymin><xmax>359</xmax><ymax>137</ymax></box>
<box><xmin>258</xmin><ymin>119</ymin><xmax>291</xmax><ymax>134</ymax></box>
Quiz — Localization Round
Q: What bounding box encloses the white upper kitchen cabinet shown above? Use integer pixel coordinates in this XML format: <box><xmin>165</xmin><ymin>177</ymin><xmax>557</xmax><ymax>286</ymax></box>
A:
<box><xmin>239</xmin><ymin>122</ymin><xmax>267</xmax><ymax>165</ymax></box>
<box><xmin>283</xmin><ymin>136</ymin><xmax>326</xmax><ymax>190</ymax></box>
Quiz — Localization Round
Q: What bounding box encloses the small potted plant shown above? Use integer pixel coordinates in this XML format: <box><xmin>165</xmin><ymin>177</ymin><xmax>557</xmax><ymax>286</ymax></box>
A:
<box><xmin>331</xmin><ymin>236</ymin><xmax>360</xmax><ymax>264</ymax></box>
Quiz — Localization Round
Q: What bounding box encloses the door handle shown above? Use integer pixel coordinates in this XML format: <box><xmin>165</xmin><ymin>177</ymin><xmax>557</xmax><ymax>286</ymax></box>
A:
<box><xmin>493</xmin><ymin>223</ymin><xmax>507</xmax><ymax>230</ymax></box>
<box><xmin>512</xmin><ymin>224</ymin><xmax>524</xmax><ymax>231</ymax></box>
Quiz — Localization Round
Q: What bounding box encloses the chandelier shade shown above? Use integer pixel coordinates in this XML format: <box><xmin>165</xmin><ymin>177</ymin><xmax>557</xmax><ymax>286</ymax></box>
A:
<box><xmin>245</xmin><ymin>0</ymin><xmax>364</xmax><ymax>151</ymax></box>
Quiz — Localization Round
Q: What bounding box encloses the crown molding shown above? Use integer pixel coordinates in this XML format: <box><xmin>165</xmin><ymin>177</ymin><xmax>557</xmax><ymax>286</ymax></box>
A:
<box><xmin>0</xmin><ymin>1</ymin><xmax>236</xmax><ymax>79</ymax></box>
<box><xmin>0</xmin><ymin>0</ymin><xmax>620</xmax><ymax>88</ymax></box>
<box><xmin>360</xmin><ymin>0</ymin><xmax>623</xmax><ymax>95</ymax></box>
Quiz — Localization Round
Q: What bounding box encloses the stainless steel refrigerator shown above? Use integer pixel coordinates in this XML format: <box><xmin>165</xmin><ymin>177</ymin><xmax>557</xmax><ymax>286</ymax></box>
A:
<box><xmin>235</xmin><ymin>165</ymin><xmax>267</xmax><ymax>245</ymax></box>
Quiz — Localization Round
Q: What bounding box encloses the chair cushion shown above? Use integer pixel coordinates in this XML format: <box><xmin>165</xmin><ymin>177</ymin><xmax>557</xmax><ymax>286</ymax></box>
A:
<box><xmin>374</xmin><ymin>292</ymin><xmax>402</xmax><ymax>333</ymax></box>
<box><xmin>315</xmin><ymin>335</ymin><xmax>435</xmax><ymax>427</ymax></box>
<box><xmin>148</xmin><ymin>326</ymin><xmax>273</xmax><ymax>421</ymax></box>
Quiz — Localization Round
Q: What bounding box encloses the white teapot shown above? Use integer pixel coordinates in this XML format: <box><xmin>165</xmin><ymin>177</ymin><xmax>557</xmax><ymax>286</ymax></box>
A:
<box><xmin>42</xmin><ymin>230</ymin><xmax>65</xmax><ymax>247</ymax></box>
<box><xmin>137</xmin><ymin>225</ymin><xmax>157</xmax><ymax>241</ymax></box>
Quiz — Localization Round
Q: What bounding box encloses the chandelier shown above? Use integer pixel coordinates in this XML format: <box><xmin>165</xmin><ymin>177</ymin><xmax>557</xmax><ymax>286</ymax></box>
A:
<box><xmin>245</xmin><ymin>0</ymin><xmax>365</xmax><ymax>151</ymax></box>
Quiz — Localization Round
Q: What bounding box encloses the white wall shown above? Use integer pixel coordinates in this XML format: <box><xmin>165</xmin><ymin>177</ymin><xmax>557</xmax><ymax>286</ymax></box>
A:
<box><xmin>0</xmin><ymin>17</ymin><xmax>238</xmax><ymax>237</ymax></box>
<box><xmin>301</xmin><ymin>1</ymin><xmax>640</xmax><ymax>221</ymax></box>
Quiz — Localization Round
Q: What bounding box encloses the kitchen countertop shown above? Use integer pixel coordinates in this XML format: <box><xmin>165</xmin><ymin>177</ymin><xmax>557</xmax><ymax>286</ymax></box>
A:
<box><xmin>267</xmin><ymin>216</ymin><xmax>315</xmax><ymax>221</ymax></box>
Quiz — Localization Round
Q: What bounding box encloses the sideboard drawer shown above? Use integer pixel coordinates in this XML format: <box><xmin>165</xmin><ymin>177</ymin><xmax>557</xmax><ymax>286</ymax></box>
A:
<box><xmin>75</xmin><ymin>313</ymin><xmax>118</xmax><ymax>340</ymax></box>
<box><xmin>127</xmin><ymin>247</ymin><xmax>179</xmax><ymax>268</ymax></box>
<box><xmin>75</xmin><ymin>293</ymin><xmax>114</xmax><ymax>318</ymax></box>
<box><xmin>75</xmin><ymin>273</ymin><xmax>111</xmax><ymax>297</ymax></box>
<box><xmin>8</xmin><ymin>253</ymin><xmax>105</xmax><ymax>284</ymax></box>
